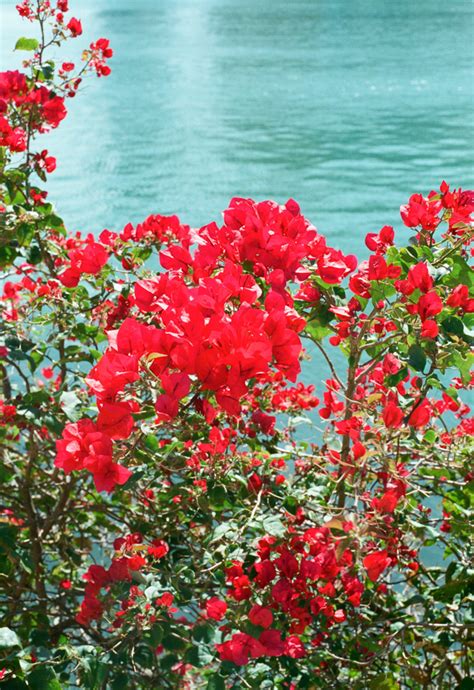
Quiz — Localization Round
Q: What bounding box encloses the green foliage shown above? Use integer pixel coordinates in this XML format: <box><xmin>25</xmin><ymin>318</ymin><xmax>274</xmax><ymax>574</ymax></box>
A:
<box><xmin>14</xmin><ymin>37</ymin><xmax>39</xmax><ymax>51</ymax></box>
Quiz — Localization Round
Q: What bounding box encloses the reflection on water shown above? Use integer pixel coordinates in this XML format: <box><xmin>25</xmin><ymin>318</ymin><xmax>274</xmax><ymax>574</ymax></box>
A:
<box><xmin>1</xmin><ymin>0</ymin><xmax>472</xmax><ymax>247</ymax></box>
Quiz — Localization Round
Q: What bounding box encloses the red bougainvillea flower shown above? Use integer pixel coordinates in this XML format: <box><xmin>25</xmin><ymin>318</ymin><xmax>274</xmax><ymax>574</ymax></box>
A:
<box><xmin>416</xmin><ymin>291</ymin><xmax>443</xmax><ymax>322</ymax></box>
<box><xmin>55</xmin><ymin>419</ymin><xmax>131</xmax><ymax>492</ymax></box>
<box><xmin>284</xmin><ymin>635</ymin><xmax>306</xmax><ymax>658</ymax></box>
<box><xmin>421</xmin><ymin>319</ymin><xmax>439</xmax><ymax>338</ymax></box>
<box><xmin>0</xmin><ymin>116</ymin><xmax>26</xmax><ymax>151</ymax></box>
<box><xmin>42</xmin><ymin>95</ymin><xmax>67</xmax><ymax>128</ymax></box>
<box><xmin>1</xmin><ymin>16</ymin><xmax>471</xmax><ymax>671</ymax></box>
<box><xmin>205</xmin><ymin>597</ymin><xmax>227</xmax><ymax>621</ymax></box>
<box><xmin>382</xmin><ymin>403</ymin><xmax>404</xmax><ymax>429</ymax></box>
<box><xmin>408</xmin><ymin>400</ymin><xmax>432</xmax><ymax>428</ymax></box>
<box><xmin>248</xmin><ymin>604</ymin><xmax>273</xmax><ymax>629</ymax></box>
<box><xmin>97</xmin><ymin>401</ymin><xmax>135</xmax><ymax>440</ymax></box>
<box><xmin>67</xmin><ymin>17</ymin><xmax>82</xmax><ymax>36</ymax></box>
<box><xmin>59</xmin><ymin>238</ymin><xmax>109</xmax><ymax>287</ymax></box>
<box><xmin>365</xmin><ymin>225</ymin><xmax>394</xmax><ymax>254</ymax></box>
<box><xmin>400</xmin><ymin>193</ymin><xmax>442</xmax><ymax>231</ymax></box>
<box><xmin>216</xmin><ymin>632</ymin><xmax>263</xmax><ymax>666</ymax></box>
<box><xmin>363</xmin><ymin>550</ymin><xmax>392</xmax><ymax>582</ymax></box>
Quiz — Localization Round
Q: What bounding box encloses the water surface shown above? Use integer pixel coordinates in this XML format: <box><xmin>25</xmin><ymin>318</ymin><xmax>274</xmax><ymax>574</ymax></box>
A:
<box><xmin>1</xmin><ymin>0</ymin><xmax>472</xmax><ymax>246</ymax></box>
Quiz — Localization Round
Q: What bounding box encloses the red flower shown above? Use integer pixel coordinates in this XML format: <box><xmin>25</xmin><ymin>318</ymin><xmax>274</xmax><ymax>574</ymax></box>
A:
<box><xmin>371</xmin><ymin>490</ymin><xmax>399</xmax><ymax>514</ymax></box>
<box><xmin>248</xmin><ymin>604</ymin><xmax>273</xmax><ymax>629</ymax></box>
<box><xmin>55</xmin><ymin>419</ymin><xmax>100</xmax><ymax>473</ymax></box>
<box><xmin>76</xmin><ymin>594</ymin><xmax>104</xmax><ymax>625</ymax></box>
<box><xmin>67</xmin><ymin>17</ymin><xmax>82</xmax><ymax>36</ymax></box>
<box><xmin>55</xmin><ymin>419</ymin><xmax>131</xmax><ymax>492</ymax></box>
<box><xmin>317</xmin><ymin>249</ymin><xmax>357</xmax><ymax>285</ymax></box>
<box><xmin>0</xmin><ymin>117</ymin><xmax>27</xmax><ymax>152</ymax></box>
<box><xmin>284</xmin><ymin>635</ymin><xmax>306</xmax><ymax>658</ymax></box>
<box><xmin>247</xmin><ymin>472</ymin><xmax>263</xmax><ymax>494</ymax></box>
<box><xmin>205</xmin><ymin>597</ymin><xmax>227</xmax><ymax>621</ymax></box>
<box><xmin>59</xmin><ymin>240</ymin><xmax>109</xmax><ymax>287</ymax></box>
<box><xmin>253</xmin><ymin>559</ymin><xmax>276</xmax><ymax>587</ymax></box>
<box><xmin>382</xmin><ymin>403</ymin><xmax>404</xmax><ymax>429</ymax></box>
<box><xmin>147</xmin><ymin>539</ymin><xmax>169</xmax><ymax>560</ymax></box>
<box><xmin>408</xmin><ymin>400</ymin><xmax>432</xmax><ymax>428</ymax></box>
<box><xmin>86</xmin><ymin>351</ymin><xmax>139</xmax><ymax>397</ymax></box>
<box><xmin>34</xmin><ymin>149</ymin><xmax>56</xmax><ymax>173</ymax></box>
<box><xmin>363</xmin><ymin>550</ymin><xmax>391</xmax><ymax>582</ymax></box>
<box><xmin>42</xmin><ymin>96</ymin><xmax>67</xmax><ymax>128</ymax></box>
<box><xmin>407</xmin><ymin>262</ymin><xmax>433</xmax><ymax>293</ymax></box>
<box><xmin>84</xmin><ymin>455</ymin><xmax>132</xmax><ymax>493</ymax></box>
<box><xmin>271</xmin><ymin>577</ymin><xmax>293</xmax><ymax>606</ymax></box>
<box><xmin>259</xmin><ymin>629</ymin><xmax>285</xmax><ymax>657</ymax></box>
<box><xmin>421</xmin><ymin>319</ymin><xmax>438</xmax><ymax>338</ymax></box>
<box><xmin>365</xmin><ymin>225</ymin><xmax>394</xmax><ymax>253</ymax></box>
<box><xmin>156</xmin><ymin>592</ymin><xmax>174</xmax><ymax>608</ymax></box>
<box><xmin>400</xmin><ymin>193</ymin><xmax>441</xmax><ymax>231</ymax></box>
<box><xmin>97</xmin><ymin>402</ymin><xmax>134</xmax><ymax>440</ymax></box>
<box><xmin>447</xmin><ymin>284</ymin><xmax>473</xmax><ymax>311</ymax></box>
<box><xmin>417</xmin><ymin>291</ymin><xmax>443</xmax><ymax>321</ymax></box>
<box><xmin>216</xmin><ymin>632</ymin><xmax>263</xmax><ymax>666</ymax></box>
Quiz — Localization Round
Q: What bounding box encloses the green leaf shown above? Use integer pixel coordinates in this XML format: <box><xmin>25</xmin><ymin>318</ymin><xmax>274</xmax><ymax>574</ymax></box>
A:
<box><xmin>441</xmin><ymin>316</ymin><xmax>464</xmax><ymax>338</ymax></box>
<box><xmin>0</xmin><ymin>626</ymin><xmax>21</xmax><ymax>648</ymax></box>
<box><xmin>110</xmin><ymin>674</ymin><xmax>129</xmax><ymax>690</ymax></box>
<box><xmin>15</xmin><ymin>37</ymin><xmax>39</xmax><ymax>51</ymax></box>
<box><xmin>27</xmin><ymin>245</ymin><xmax>42</xmax><ymax>265</ymax></box>
<box><xmin>185</xmin><ymin>644</ymin><xmax>214</xmax><ymax>667</ymax></box>
<box><xmin>162</xmin><ymin>634</ymin><xmax>187</xmax><ymax>652</ymax></box>
<box><xmin>431</xmin><ymin>575</ymin><xmax>473</xmax><ymax>602</ymax></box>
<box><xmin>144</xmin><ymin>434</ymin><xmax>159</xmax><ymax>452</ymax></box>
<box><xmin>262</xmin><ymin>515</ymin><xmax>286</xmax><ymax>537</ymax></box>
<box><xmin>150</xmin><ymin>623</ymin><xmax>164</xmax><ymax>646</ymax></box>
<box><xmin>385</xmin><ymin>366</ymin><xmax>408</xmax><ymax>387</ymax></box>
<box><xmin>206</xmin><ymin>674</ymin><xmax>226</xmax><ymax>690</ymax></box>
<box><xmin>0</xmin><ymin>680</ymin><xmax>29</xmax><ymax>690</ymax></box>
<box><xmin>370</xmin><ymin>280</ymin><xmax>396</xmax><ymax>306</ymax></box>
<box><xmin>193</xmin><ymin>623</ymin><xmax>215</xmax><ymax>643</ymax></box>
<box><xmin>0</xmin><ymin>245</ymin><xmax>18</xmax><ymax>267</ymax></box>
<box><xmin>448</xmin><ymin>255</ymin><xmax>474</xmax><ymax>289</ymax></box>
<box><xmin>283</xmin><ymin>495</ymin><xmax>298</xmax><ymax>514</ymax></box>
<box><xmin>305</xmin><ymin>319</ymin><xmax>332</xmax><ymax>341</ymax></box>
<box><xmin>305</xmin><ymin>304</ymin><xmax>333</xmax><ymax>341</ymax></box>
<box><xmin>452</xmin><ymin>351</ymin><xmax>474</xmax><ymax>384</ymax></box>
<box><xmin>408</xmin><ymin>344</ymin><xmax>426</xmax><ymax>372</ymax></box>
<box><xmin>41</xmin><ymin>61</ymin><xmax>55</xmax><ymax>80</ymax></box>
<box><xmin>60</xmin><ymin>391</ymin><xmax>82</xmax><ymax>420</ymax></box>
<box><xmin>208</xmin><ymin>485</ymin><xmax>228</xmax><ymax>506</ymax></box>
<box><xmin>27</xmin><ymin>667</ymin><xmax>62</xmax><ymax>690</ymax></box>
<box><xmin>369</xmin><ymin>675</ymin><xmax>399</xmax><ymax>690</ymax></box>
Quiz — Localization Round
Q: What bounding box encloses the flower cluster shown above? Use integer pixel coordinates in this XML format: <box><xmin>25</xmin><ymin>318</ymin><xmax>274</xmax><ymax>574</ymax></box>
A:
<box><xmin>55</xmin><ymin>418</ymin><xmax>131</xmax><ymax>492</ymax></box>
<box><xmin>77</xmin><ymin>532</ymin><xmax>169</xmax><ymax>626</ymax></box>
<box><xmin>214</xmin><ymin>526</ymin><xmax>367</xmax><ymax>665</ymax></box>
<box><xmin>52</xmin><ymin>192</ymin><xmax>370</xmax><ymax>493</ymax></box>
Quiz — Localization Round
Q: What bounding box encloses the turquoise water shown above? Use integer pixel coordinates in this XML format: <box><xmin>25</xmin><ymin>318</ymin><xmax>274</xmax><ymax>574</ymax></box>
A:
<box><xmin>1</xmin><ymin>0</ymin><xmax>473</xmax><ymax>252</ymax></box>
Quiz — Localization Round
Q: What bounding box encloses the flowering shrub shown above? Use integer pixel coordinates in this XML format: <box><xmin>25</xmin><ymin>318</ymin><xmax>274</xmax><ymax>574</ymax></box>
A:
<box><xmin>0</xmin><ymin>3</ymin><xmax>473</xmax><ymax>689</ymax></box>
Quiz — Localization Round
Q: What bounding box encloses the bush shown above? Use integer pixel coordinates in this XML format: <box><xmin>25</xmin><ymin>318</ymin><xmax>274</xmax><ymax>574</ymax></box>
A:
<box><xmin>0</xmin><ymin>3</ymin><xmax>473</xmax><ymax>688</ymax></box>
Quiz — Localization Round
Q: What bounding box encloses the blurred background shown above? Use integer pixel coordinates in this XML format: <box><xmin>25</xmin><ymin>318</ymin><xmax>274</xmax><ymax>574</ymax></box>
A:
<box><xmin>1</xmin><ymin>0</ymin><xmax>473</xmax><ymax>256</ymax></box>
